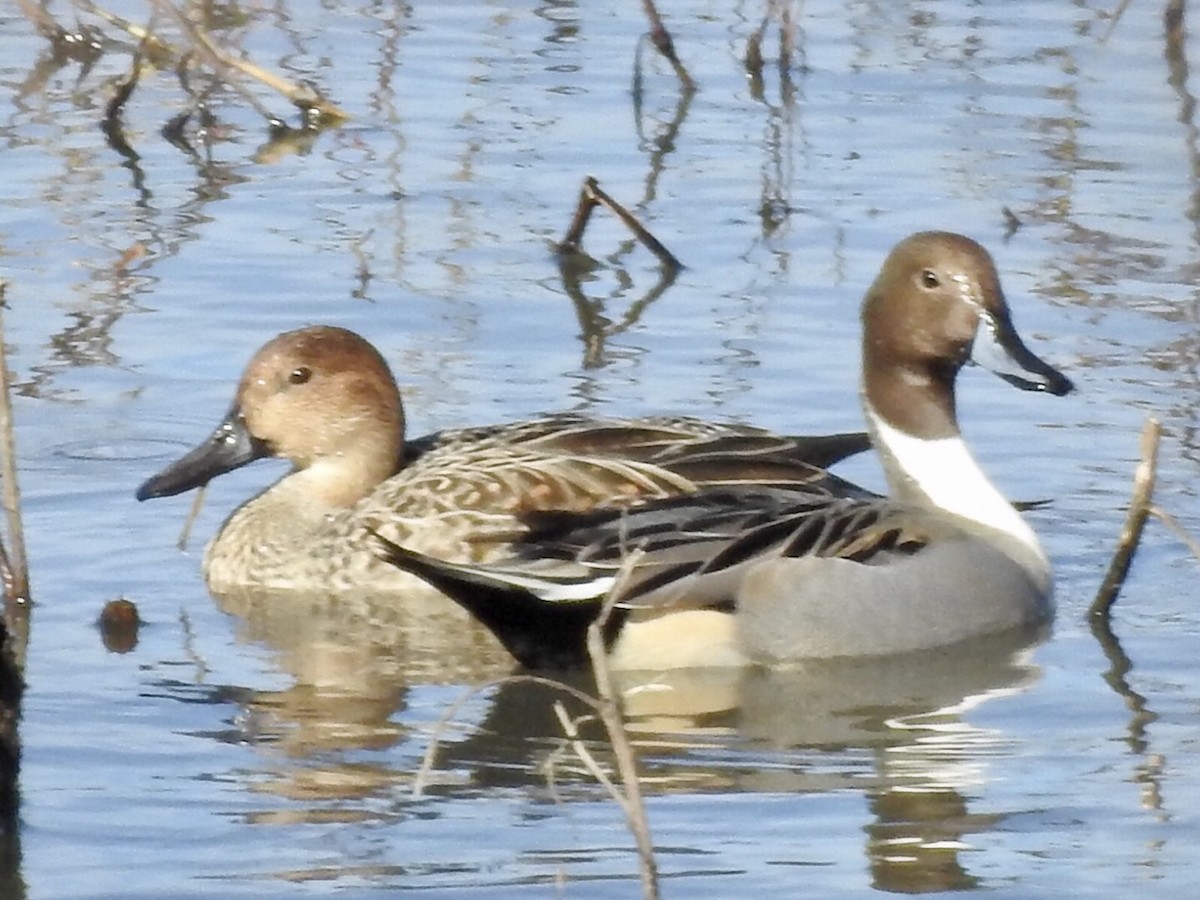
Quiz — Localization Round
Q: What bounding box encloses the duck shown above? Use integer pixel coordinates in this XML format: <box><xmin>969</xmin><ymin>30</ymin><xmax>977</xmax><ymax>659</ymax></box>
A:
<box><xmin>372</xmin><ymin>231</ymin><xmax>1075</xmax><ymax>670</ymax></box>
<box><xmin>136</xmin><ymin>325</ymin><xmax>870</xmax><ymax>594</ymax></box>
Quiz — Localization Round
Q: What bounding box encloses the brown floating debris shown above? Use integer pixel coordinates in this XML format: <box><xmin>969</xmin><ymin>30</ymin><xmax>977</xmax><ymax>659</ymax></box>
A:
<box><xmin>99</xmin><ymin>599</ymin><xmax>142</xmax><ymax>654</ymax></box>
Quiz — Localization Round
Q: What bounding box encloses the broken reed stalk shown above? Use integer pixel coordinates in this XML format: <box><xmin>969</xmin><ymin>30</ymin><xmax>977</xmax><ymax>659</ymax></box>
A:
<box><xmin>61</xmin><ymin>0</ymin><xmax>348</xmax><ymax>126</ymax></box>
<box><xmin>148</xmin><ymin>0</ymin><xmax>349</xmax><ymax>125</ymax></box>
<box><xmin>408</xmin><ymin>544</ymin><xmax>659</xmax><ymax>897</ymax></box>
<box><xmin>410</xmin><ymin>674</ymin><xmax>598</xmax><ymax>798</ymax></box>
<box><xmin>551</xmin><ymin>701</ymin><xmax>625</xmax><ymax>805</ymax></box>
<box><xmin>1090</xmin><ymin>417</ymin><xmax>1161</xmax><ymax>619</ymax></box>
<box><xmin>639</xmin><ymin>0</ymin><xmax>695</xmax><ymax>90</ymax></box>
<box><xmin>558</xmin><ymin>177</ymin><xmax>683</xmax><ymax>272</ymax></box>
<box><xmin>74</xmin><ymin>0</ymin><xmax>172</xmax><ymax>63</ymax></box>
<box><xmin>1148</xmin><ymin>506</ymin><xmax>1200</xmax><ymax>561</ymax></box>
<box><xmin>557</xmin><ymin>182</ymin><xmax>599</xmax><ymax>255</ymax></box>
<box><xmin>585</xmin><ymin>547</ymin><xmax>660</xmax><ymax>900</ymax></box>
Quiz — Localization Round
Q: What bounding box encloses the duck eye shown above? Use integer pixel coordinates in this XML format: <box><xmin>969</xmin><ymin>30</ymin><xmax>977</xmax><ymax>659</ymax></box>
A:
<box><xmin>920</xmin><ymin>269</ymin><xmax>940</xmax><ymax>289</ymax></box>
<box><xmin>289</xmin><ymin>366</ymin><xmax>312</xmax><ymax>385</ymax></box>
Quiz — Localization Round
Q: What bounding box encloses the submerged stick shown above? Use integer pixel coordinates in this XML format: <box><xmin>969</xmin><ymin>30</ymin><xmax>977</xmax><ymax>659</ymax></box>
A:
<box><xmin>558</xmin><ymin>177</ymin><xmax>683</xmax><ymax>272</ymax></box>
<box><xmin>1091</xmin><ymin>417</ymin><xmax>1161</xmax><ymax>619</ymax></box>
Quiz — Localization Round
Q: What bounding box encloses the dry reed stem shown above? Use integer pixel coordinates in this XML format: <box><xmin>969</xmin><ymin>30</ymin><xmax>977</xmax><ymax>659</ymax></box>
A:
<box><xmin>0</xmin><ymin>286</ymin><xmax>28</xmax><ymax>609</ymax></box>
<box><xmin>1100</xmin><ymin>0</ymin><xmax>1136</xmax><ymax>42</ymax></box>
<box><xmin>1091</xmin><ymin>417</ymin><xmax>1161</xmax><ymax>619</ymax></box>
<box><xmin>1148</xmin><ymin>506</ymin><xmax>1200</xmax><ymax>561</ymax></box>
<box><xmin>74</xmin><ymin>0</ymin><xmax>173</xmax><ymax>62</ymax></box>
<box><xmin>0</xmin><ymin>282</ymin><xmax>30</xmax><ymax>703</ymax></box>
<box><xmin>558</xmin><ymin>177</ymin><xmax>683</xmax><ymax>271</ymax></box>
<box><xmin>410</xmin><ymin>674</ymin><xmax>599</xmax><ymax>799</ymax></box>
<box><xmin>149</xmin><ymin>0</ymin><xmax>349</xmax><ymax>124</ymax></box>
<box><xmin>551</xmin><ymin>701</ymin><xmax>625</xmax><ymax>804</ymax></box>
<box><xmin>409</xmin><ymin>542</ymin><xmax>659</xmax><ymax>896</ymax></box>
<box><xmin>584</xmin><ymin>546</ymin><xmax>659</xmax><ymax>900</ymax></box>
<box><xmin>54</xmin><ymin>0</ymin><xmax>349</xmax><ymax>125</ymax></box>
<box><xmin>176</xmin><ymin>484</ymin><xmax>207</xmax><ymax>551</ymax></box>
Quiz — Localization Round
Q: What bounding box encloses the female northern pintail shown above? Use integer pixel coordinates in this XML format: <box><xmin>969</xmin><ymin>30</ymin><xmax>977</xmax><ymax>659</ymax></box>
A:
<box><xmin>374</xmin><ymin>231</ymin><xmax>1075</xmax><ymax>669</ymax></box>
<box><xmin>136</xmin><ymin>325</ymin><xmax>869</xmax><ymax>594</ymax></box>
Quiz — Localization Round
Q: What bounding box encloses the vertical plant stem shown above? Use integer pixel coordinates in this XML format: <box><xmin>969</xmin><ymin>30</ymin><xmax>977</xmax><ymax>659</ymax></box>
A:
<box><xmin>557</xmin><ymin>179</ymin><xmax>600</xmax><ymax>254</ymax></box>
<box><xmin>0</xmin><ymin>281</ymin><xmax>27</xmax><ymax>824</ymax></box>
<box><xmin>1091</xmin><ymin>417</ymin><xmax>1160</xmax><ymax>619</ymax></box>
<box><xmin>586</xmin><ymin>547</ymin><xmax>659</xmax><ymax>900</ymax></box>
<box><xmin>0</xmin><ymin>285</ymin><xmax>30</xmax><ymax>615</ymax></box>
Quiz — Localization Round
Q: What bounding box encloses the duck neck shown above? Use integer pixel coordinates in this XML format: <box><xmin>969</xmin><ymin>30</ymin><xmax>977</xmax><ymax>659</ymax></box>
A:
<box><xmin>863</xmin><ymin>399</ymin><xmax>1049</xmax><ymax>588</ymax></box>
<box><xmin>291</xmin><ymin>452</ymin><xmax>396</xmax><ymax>508</ymax></box>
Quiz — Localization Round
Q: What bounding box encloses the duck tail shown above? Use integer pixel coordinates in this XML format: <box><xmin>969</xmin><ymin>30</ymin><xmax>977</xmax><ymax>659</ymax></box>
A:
<box><xmin>370</xmin><ymin>530</ymin><xmax>619</xmax><ymax>670</ymax></box>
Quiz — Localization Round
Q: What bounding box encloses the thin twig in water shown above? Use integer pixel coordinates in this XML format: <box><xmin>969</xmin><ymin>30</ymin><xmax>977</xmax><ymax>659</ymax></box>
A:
<box><xmin>1148</xmin><ymin>506</ymin><xmax>1200</xmax><ymax>561</ymax></box>
<box><xmin>1091</xmin><ymin>417</ymin><xmax>1161</xmax><ymax>619</ymax></box>
<box><xmin>74</xmin><ymin>0</ymin><xmax>169</xmax><ymax>54</ymax></box>
<box><xmin>585</xmin><ymin>544</ymin><xmax>659</xmax><ymax>900</ymax></box>
<box><xmin>558</xmin><ymin>177</ymin><xmax>683</xmax><ymax>271</ymax></box>
<box><xmin>1100</xmin><ymin>0</ymin><xmax>1136</xmax><ymax>42</ymax></box>
<box><xmin>552</xmin><ymin>702</ymin><xmax>625</xmax><ymax>804</ymax></box>
<box><xmin>148</xmin><ymin>0</ymin><xmax>349</xmax><ymax>124</ymax></box>
<box><xmin>177</xmin><ymin>483</ymin><xmax>207</xmax><ymax>551</ymax></box>
<box><xmin>411</xmin><ymin>674</ymin><xmax>599</xmax><ymax>798</ymax></box>
<box><xmin>408</xmin><ymin>525</ymin><xmax>657</xmax><ymax>894</ymax></box>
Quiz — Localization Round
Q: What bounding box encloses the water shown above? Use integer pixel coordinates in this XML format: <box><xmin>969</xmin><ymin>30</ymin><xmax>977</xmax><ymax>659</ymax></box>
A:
<box><xmin>1</xmin><ymin>0</ymin><xmax>1199</xmax><ymax>896</ymax></box>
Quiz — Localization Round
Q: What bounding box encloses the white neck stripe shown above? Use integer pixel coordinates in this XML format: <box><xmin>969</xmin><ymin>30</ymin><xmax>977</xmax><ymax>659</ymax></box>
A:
<box><xmin>867</xmin><ymin>407</ymin><xmax>1047</xmax><ymax>576</ymax></box>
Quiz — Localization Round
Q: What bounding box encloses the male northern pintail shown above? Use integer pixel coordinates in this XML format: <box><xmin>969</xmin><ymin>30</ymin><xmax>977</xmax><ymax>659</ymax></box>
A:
<box><xmin>136</xmin><ymin>325</ymin><xmax>869</xmax><ymax>593</ymax></box>
<box><xmin>374</xmin><ymin>231</ymin><xmax>1075</xmax><ymax>669</ymax></box>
